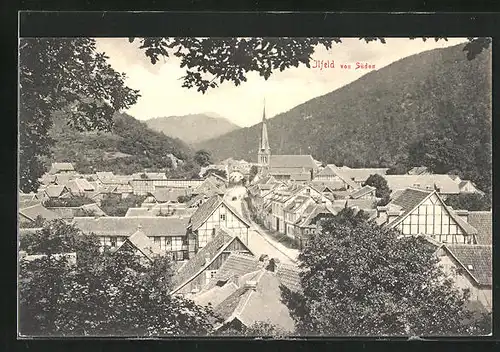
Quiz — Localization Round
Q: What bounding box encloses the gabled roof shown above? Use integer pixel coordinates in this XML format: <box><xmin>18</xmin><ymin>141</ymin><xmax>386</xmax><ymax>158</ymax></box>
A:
<box><xmin>203</xmin><ymin>253</ymin><xmax>263</xmax><ymax>291</ymax></box>
<box><xmin>467</xmin><ymin>211</ymin><xmax>492</xmax><ymax>245</ymax></box>
<box><xmin>213</xmin><ymin>269</ymin><xmax>296</xmax><ymax>332</ymax></box>
<box><xmin>442</xmin><ymin>244</ymin><xmax>492</xmax><ymax>286</ymax></box>
<box><xmin>315</xmin><ymin>165</ymin><xmax>359</xmax><ymax>189</ymax></box>
<box><xmin>295</xmin><ymin>203</ymin><xmax>340</xmax><ymax>228</ymax></box>
<box><xmin>118</xmin><ymin>229</ymin><xmax>163</xmax><ymax>261</ymax></box>
<box><xmin>188</xmin><ymin>195</ymin><xmax>250</xmax><ymax>231</ymax></box>
<box><xmin>283</xmin><ymin>195</ymin><xmax>312</xmax><ymax>213</ymax></box>
<box><xmin>171</xmin><ymin>228</ymin><xmax>253</xmax><ymax>293</ymax></box>
<box><xmin>316</xmin><ymin>164</ymin><xmax>337</xmax><ymax>177</ymax></box>
<box><xmin>269</xmin><ymin>155</ymin><xmax>317</xmax><ymax>169</ymax></box>
<box><xmin>337</xmin><ymin>167</ymin><xmax>389</xmax><ymax>182</ymax></box>
<box><xmin>384</xmin><ymin>174</ymin><xmax>460</xmax><ymax>194</ymax></box>
<box><xmin>19</xmin><ymin>203</ymin><xmax>62</xmax><ymax>222</ymax></box>
<box><xmin>73</xmin><ymin>216</ymin><xmax>189</xmax><ymax>237</ymax></box>
<box><xmin>19</xmin><ymin>192</ymin><xmax>38</xmax><ymax>202</ymax></box>
<box><xmin>49</xmin><ymin>162</ymin><xmax>75</xmax><ymax>173</ymax></box>
<box><xmin>44</xmin><ymin>185</ymin><xmax>69</xmax><ymax>198</ymax></box>
<box><xmin>350</xmin><ymin>185</ymin><xmax>376</xmax><ymax>199</ymax></box>
<box><xmin>185</xmin><ymin>194</ymin><xmax>209</xmax><ymax>208</ymax></box>
<box><xmin>407</xmin><ymin>166</ymin><xmax>429</xmax><ymax>175</ymax></box>
<box><xmin>385</xmin><ymin>188</ymin><xmax>478</xmax><ymax>235</ymax></box>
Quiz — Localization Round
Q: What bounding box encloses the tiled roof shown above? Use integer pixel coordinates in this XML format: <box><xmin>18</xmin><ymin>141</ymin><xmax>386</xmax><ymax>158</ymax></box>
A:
<box><xmin>338</xmin><ymin>168</ymin><xmax>389</xmax><ymax>182</ymax></box>
<box><xmin>316</xmin><ymin>165</ymin><xmax>337</xmax><ymax>177</ymax></box>
<box><xmin>171</xmin><ymin>228</ymin><xmax>245</xmax><ymax>293</ymax></box>
<box><xmin>152</xmin><ymin>188</ymin><xmax>186</xmax><ymax>203</ymax></box>
<box><xmin>19</xmin><ymin>200</ymin><xmax>41</xmax><ymax>209</ymax></box>
<box><xmin>44</xmin><ymin>185</ymin><xmax>69</xmax><ymax>198</ymax></box>
<box><xmin>213</xmin><ymin>269</ymin><xmax>296</xmax><ymax>332</ymax></box>
<box><xmin>125</xmin><ymin>208</ymin><xmax>152</xmax><ymax>217</ymax></box>
<box><xmin>19</xmin><ymin>203</ymin><xmax>62</xmax><ymax>222</ymax></box>
<box><xmin>276</xmin><ymin>263</ymin><xmax>302</xmax><ymax>293</ymax></box>
<box><xmin>467</xmin><ymin>211</ymin><xmax>492</xmax><ymax>245</ymax></box>
<box><xmin>50</xmin><ymin>162</ymin><xmax>75</xmax><ymax>173</ymax></box>
<box><xmin>72</xmin><ymin>216</ymin><xmax>189</xmax><ymax>237</ymax></box>
<box><xmin>295</xmin><ymin>203</ymin><xmax>339</xmax><ymax>228</ymax></box>
<box><xmin>80</xmin><ymin>203</ymin><xmax>106</xmax><ymax>216</ymax></box>
<box><xmin>408</xmin><ymin>166</ymin><xmax>429</xmax><ymax>175</ymax></box>
<box><xmin>269</xmin><ymin>155</ymin><xmax>317</xmax><ymax>169</ymax></box>
<box><xmin>350</xmin><ymin>185</ymin><xmax>376</xmax><ymax>199</ymax></box>
<box><xmin>345</xmin><ymin>199</ymin><xmax>377</xmax><ymax>211</ymax></box>
<box><xmin>193</xmin><ymin>281</ymin><xmax>240</xmax><ymax>308</ymax></box>
<box><xmin>283</xmin><ymin>195</ymin><xmax>311</xmax><ymax>213</ymax></box>
<box><xmin>19</xmin><ymin>192</ymin><xmax>38</xmax><ymax>202</ymax></box>
<box><xmin>121</xmin><ymin>229</ymin><xmax>163</xmax><ymax>261</ymax></box>
<box><xmin>204</xmin><ymin>253</ymin><xmax>262</xmax><ymax>291</ymax></box>
<box><xmin>186</xmin><ymin>194</ymin><xmax>208</xmax><ymax>208</ymax></box>
<box><xmin>444</xmin><ymin>244</ymin><xmax>492</xmax><ymax>286</ymax></box>
<box><xmin>188</xmin><ymin>195</ymin><xmax>250</xmax><ymax>231</ymax></box>
<box><xmin>385</xmin><ymin>174</ymin><xmax>460</xmax><ymax>194</ymax></box>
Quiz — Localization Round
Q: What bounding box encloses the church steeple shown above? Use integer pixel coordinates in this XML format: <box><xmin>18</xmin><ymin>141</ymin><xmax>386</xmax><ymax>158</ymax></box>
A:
<box><xmin>258</xmin><ymin>99</ymin><xmax>271</xmax><ymax>166</ymax></box>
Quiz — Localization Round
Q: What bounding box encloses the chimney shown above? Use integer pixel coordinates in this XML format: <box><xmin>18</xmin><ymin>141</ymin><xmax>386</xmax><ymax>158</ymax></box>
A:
<box><xmin>259</xmin><ymin>254</ymin><xmax>269</xmax><ymax>262</ymax></box>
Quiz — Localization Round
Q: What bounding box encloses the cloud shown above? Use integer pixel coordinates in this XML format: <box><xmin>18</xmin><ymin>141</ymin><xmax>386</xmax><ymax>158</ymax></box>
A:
<box><xmin>95</xmin><ymin>37</ymin><xmax>468</xmax><ymax>127</ymax></box>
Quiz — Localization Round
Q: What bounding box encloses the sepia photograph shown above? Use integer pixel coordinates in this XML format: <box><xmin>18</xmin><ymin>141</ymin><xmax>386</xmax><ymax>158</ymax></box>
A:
<box><xmin>18</xmin><ymin>35</ymin><xmax>492</xmax><ymax>337</ymax></box>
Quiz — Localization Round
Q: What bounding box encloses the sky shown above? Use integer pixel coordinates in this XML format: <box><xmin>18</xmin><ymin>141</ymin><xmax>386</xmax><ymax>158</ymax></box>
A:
<box><xmin>95</xmin><ymin>37</ymin><xmax>467</xmax><ymax>128</ymax></box>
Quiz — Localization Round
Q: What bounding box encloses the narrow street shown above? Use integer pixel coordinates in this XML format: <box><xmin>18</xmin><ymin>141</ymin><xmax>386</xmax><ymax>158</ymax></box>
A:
<box><xmin>224</xmin><ymin>186</ymin><xmax>299</xmax><ymax>265</ymax></box>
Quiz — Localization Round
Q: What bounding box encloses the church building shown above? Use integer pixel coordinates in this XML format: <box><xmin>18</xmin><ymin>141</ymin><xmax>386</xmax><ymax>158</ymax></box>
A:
<box><xmin>257</xmin><ymin>102</ymin><xmax>318</xmax><ymax>182</ymax></box>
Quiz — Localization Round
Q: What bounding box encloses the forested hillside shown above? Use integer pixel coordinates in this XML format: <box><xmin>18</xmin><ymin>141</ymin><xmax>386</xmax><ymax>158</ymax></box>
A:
<box><xmin>197</xmin><ymin>43</ymin><xmax>491</xmax><ymax>192</ymax></box>
<box><xmin>46</xmin><ymin>112</ymin><xmax>192</xmax><ymax>174</ymax></box>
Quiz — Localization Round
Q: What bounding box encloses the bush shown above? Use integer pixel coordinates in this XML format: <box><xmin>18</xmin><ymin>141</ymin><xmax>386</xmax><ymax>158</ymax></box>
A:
<box><xmin>43</xmin><ymin>196</ymin><xmax>95</xmax><ymax>208</ymax></box>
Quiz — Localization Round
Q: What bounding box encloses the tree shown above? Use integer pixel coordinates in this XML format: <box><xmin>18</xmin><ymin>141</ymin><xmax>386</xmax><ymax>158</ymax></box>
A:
<box><xmin>194</xmin><ymin>150</ymin><xmax>212</xmax><ymax>167</ymax></box>
<box><xmin>445</xmin><ymin>193</ymin><xmax>491</xmax><ymax>211</ymax></box>
<box><xmin>19</xmin><ymin>38</ymin><xmax>140</xmax><ymax>192</ymax></box>
<box><xmin>282</xmin><ymin>209</ymin><xmax>490</xmax><ymax>336</ymax></box>
<box><xmin>132</xmin><ymin>37</ymin><xmax>490</xmax><ymax>94</ymax></box>
<box><xmin>213</xmin><ymin>321</ymin><xmax>288</xmax><ymax>337</ymax></box>
<box><xmin>43</xmin><ymin>196</ymin><xmax>95</xmax><ymax>208</ymax></box>
<box><xmin>249</xmin><ymin>165</ymin><xmax>259</xmax><ymax>183</ymax></box>
<box><xmin>100</xmin><ymin>194</ymin><xmax>146</xmax><ymax>217</ymax></box>
<box><xmin>363</xmin><ymin>174</ymin><xmax>391</xmax><ymax>205</ymax></box>
<box><xmin>18</xmin><ymin>221</ymin><xmax>221</xmax><ymax>336</ymax></box>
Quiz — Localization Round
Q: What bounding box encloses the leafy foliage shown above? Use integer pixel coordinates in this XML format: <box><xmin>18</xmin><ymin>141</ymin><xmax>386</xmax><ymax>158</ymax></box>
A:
<box><xmin>283</xmin><ymin>209</ymin><xmax>491</xmax><ymax>336</ymax></box>
<box><xmin>363</xmin><ymin>174</ymin><xmax>391</xmax><ymax>206</ymax></box>
<box><xmin>18</xmin><ymin>220</ymin><xmax>221</xmax><ymax>336</ymax></box>
<box><xmin>177</xmin><ymin>194</ymin><xmax>195</xmax><ymax>204</ymax></box>
<box><xmin>197</xmin><ymin>43</ymin><xmax>491</xmax><ymax>195</ymax></box>
<box><xmin>19</xmin><ymin>38</ymin><xmax>140</xmax><ymax>192</ymax></box>
<box><xmin>99</xmin><ymin>194</ymin><xmax>146</xmax><ymax>217</ymax></box>
<box><xmin>386</xmin><ymin>164</ymin><xmax>411</xmax><ymax>175</ymax></box>
<box><xmin>445</xmin><ymin>193</ymin><xmax>491</xmax><ymax>211</ymax></box>
<box><xmin>20</xmin><ymin>215</ymin><xmax>46</xmax><ymax>229</ymax></box>
<box><xmin>213</xmin><ymin>320</ymin><xmax>289</xmax><ymax>337</ymax></box>
<box><xmin>194</xmin><ymin>149</ymin><xmax>212</xmax><ymax>167</ymax></box>
<box><xmin>249</xmin><ymin>165</ymin><xmax>259</xmax><ymax>182</ymax></box>
<box><xmin>166</xmin><ymin>159</ymin><xmax>202</xmax><ymax>180</ymax></box>
<box><xmin>133</xmin><ymin>37</ymin><xmax>489</xmax><ymax>94</ymax></box>
<box><xmin>43</xmin><ymin>196</ymin><xmax>95</xmax><ymax>208</ymax></box>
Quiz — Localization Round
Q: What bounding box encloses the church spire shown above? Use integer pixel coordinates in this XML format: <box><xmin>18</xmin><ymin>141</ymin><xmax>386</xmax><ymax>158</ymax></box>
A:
<box><xmin>258</xmin><ymin>98</ymin><xmax>271</xmax><ymax>165</ymax></box>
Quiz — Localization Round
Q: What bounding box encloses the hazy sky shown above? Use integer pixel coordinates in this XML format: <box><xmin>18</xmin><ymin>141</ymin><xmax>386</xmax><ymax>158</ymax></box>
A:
<box><xmin>95</xmin><ymin>37</ymin><xmax>467</xmax><ymax>127</ymax></box>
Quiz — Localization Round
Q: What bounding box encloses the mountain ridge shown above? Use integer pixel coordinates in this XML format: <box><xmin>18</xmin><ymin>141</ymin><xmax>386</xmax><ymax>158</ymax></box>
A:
<box><xmin>145</xmin><ymin>113</ymin><xmax>240</xmax><ymax>145</ymax></box>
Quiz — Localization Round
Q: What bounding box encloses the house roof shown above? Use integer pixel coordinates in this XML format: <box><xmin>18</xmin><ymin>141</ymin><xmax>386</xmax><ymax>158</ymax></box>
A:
<box><xmin>80</xmin><ymin>203</ymin><xmax>106</xmax><ymax>216</ymax></box>
<box><xmin>19</xmin><ymin>192</ymin><xmax>38</xmax><ymax>202</ymax></box>
<box><xmin>119</xmin><ymin>229</ymin><xmax>163</xmax><ymax>261</ymax></box>
<box><xmin>213</xmin><ymin>269</ymin><xmax>297</xmax><ymax>332</ymax></box>
<box><xmin>345</xmin><ymin>198</ymin><xmax>377</xmax><ymax>211</ymax></box>
<box><xmin>295</xmin><ymin>203</ymin><xmax>339</xmax><ymax>228</ymax></box>
<box><xmin>385</xmin><ymin>174</ymin><xmax>460</xmax><ymax>194</ymax></box>
<box><xmin>386</xmin><ymin>188</ymin><xmax>478</xmax><ymax>235</ymax></box>
<box><xmin>269</xmin><ymin>155</ymin><xmax>317</xmax><ymax>169</ymax></box>
<box><xmin>443</xmin><ymin>244</ymin><xmax>492</xmax><ymax>286</ymax></box>
<box><xmin>49</xmin><ymin>162</ymin><xmax>75</xmax><ymax>173</ymax></box>
<box><xmin>72</xmin><ymin>216</ymin><xmax>189</xmax><ymax>237</ymax></box>
<box><xmin>467</xmin><ymin>211</ymin><xmax>492</xmax><ymax>245</ymax></box>
<box><xmin>407</xmin><ymin>166</ymin><xmax>429</xmax><ymax>175</ymax></box>
<box><xmin>152</xmin><ymin>188</ymin><xmax>187</xmax><ymax>203</ymax></box>
<box><xmin>283</xmin><ymin>195</ymin><xmax>312</xmax><ymax>213</ymax></box>
<box><xmin>188</xmin><ymin>195</ymin><xmax>250</xmax><ymax>231</ymax></box>
<box><xmin>19</xmin><ymin>203</ymin><xmax>62</xmax><ymax>222</ymax></box>
<box><xmin>350</xmin><ymin>185</ymin><xmax>376</xmax><ymax>199</ymax></box>
<box><xmin>171</xmin><ymin>228</ymin><xmax>252</xmax><ymax>293</ymax></box>
<box><xmin>338</xmin><ymin>168</ymin><xmax>389</xmax><ymax>182</ymax></box>
<box><xmin>315</xmin><ymin>165</ymin><xmax>360</xmax><ymax>189</ymax></box>
<box><xmin>203</xmin><ymin>253</ymin><xmax>263</xmax><ymax>291</ymax></box>
<box><xmin>186</xmin><ymin>194</ymin><xmax>208</xmax><ymax>208</ymax></box>
<box><xmin>44</xmin><ymin>185</ymin><xmax>69</xmax><ymax>198</ymax></box>
<box><xmin>125</xmin><ymin>208</ymin><xmax>152</xmax><ymax>217</ymax></box>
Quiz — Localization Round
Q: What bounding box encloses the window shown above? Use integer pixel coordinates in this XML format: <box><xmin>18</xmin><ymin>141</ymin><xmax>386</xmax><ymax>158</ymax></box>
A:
<box><xmin>110</xmin><ymin>237</ymin><xmax>117</xmax><ymax>247</ymax></box>
<box><xmin>220</xmin><ymin>214</ymin><xmax>226</xmax><ymax>221</ymax></box>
